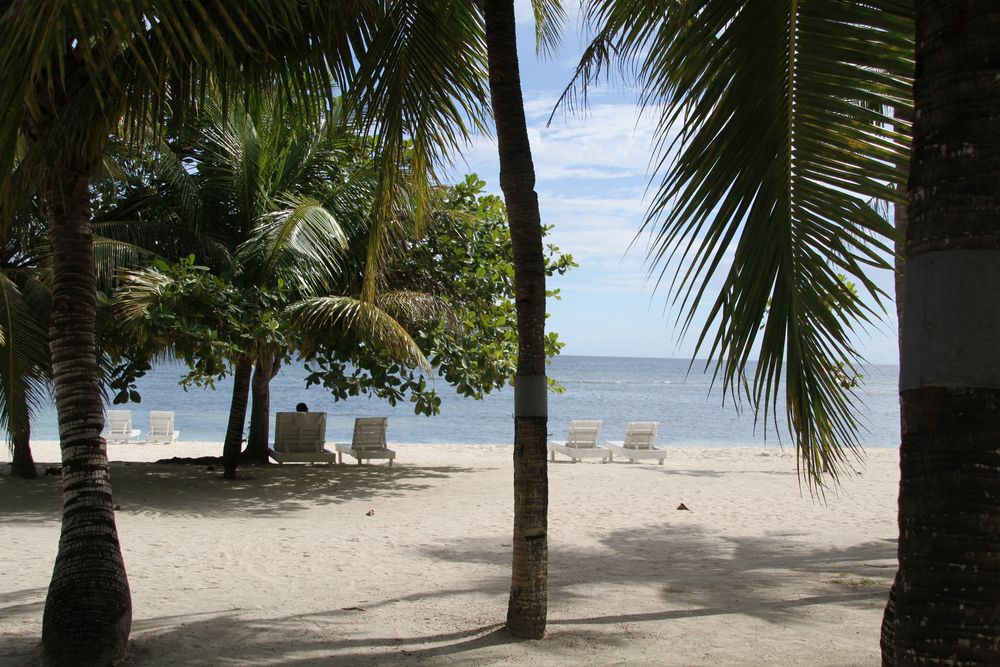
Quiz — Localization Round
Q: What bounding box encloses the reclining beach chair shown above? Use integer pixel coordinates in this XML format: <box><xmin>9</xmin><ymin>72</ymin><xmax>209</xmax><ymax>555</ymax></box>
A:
<box><xmin>269</xmin><ymin>412</ymin><xmax>336</xmax><ymax>464</ymax></box>
<box><xmin>604</xmin><ymin>421</ymin><xmax>666</xmax><ymax>464</ymax></box>
<box><xmin>146</xmin><ymin>411</ymin><xmax>180</xmax><ymax>444</ymax></box>
<box><xmin>547</xmin><ymin>420</ymin><xmax>610</xmax><ymax>463</ymax></box>
<box><xmin>105</xmin><ymin>410</ymin><xmax>141</xmax><ymax>443</ymax></box>
<box><xmin>335</xmin><ymin>417</ymin><xmax>396</xmax><ymax>465</ymax></box>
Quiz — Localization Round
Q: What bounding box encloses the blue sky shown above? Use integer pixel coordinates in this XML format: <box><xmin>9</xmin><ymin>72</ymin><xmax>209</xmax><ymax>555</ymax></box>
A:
<box><xmin>443</xmin><ymin>4</ymin><xmax>900</xmax><ymax>365</ymax></box>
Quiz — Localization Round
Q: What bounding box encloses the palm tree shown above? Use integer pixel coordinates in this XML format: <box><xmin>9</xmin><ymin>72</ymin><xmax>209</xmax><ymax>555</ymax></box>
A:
<box><xmin>0</xmin><ymin>209</ymin><xmax>50</xmax><ymax>479</ymax></box>
<box><xmin>2</xmin><ymin>1</ymin><xmax>566</xmax><ymax>655</ymax></box>
<box><xmin>109</xmin><ymin>94</ymin><xmax>453</xmax><ymax>478</ymax></box>
<box><xmin>482</xmin><ymin>0</ymin><xmax>553</xmax><ymax>638</ymax></box>
<box><xmin>115</xmin><ymin>95</ymin><xmax>358</xmax><ymax>476</ymax></box>
<box><xmin>571</xmin><ymin>0</ymin><xmax>1000</xmax><ymax>662</ymax></box>
<box><xmin>0</xmin><ymin>4</ymin><xmax>487</xmax><ymax>663</ymax></box>
<box><xmin>887</xmin><ymin>3</ymin><xmax>1000</xmax><ymax>662</ymax></box>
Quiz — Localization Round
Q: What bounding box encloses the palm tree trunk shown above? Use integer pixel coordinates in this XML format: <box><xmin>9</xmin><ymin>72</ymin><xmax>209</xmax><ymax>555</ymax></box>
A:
<box><xmin>9</xmin><ymin>382</ymin><xmax>38</xmax><ymax>478</ymax></box>
<box><xmin>10</xmin><ymin>421</ymin><xmax>37</xmax><ymax>479</ymax></box>
<box><xmin>890</xmin><ymin>2</ymin><xmax>1000</xmax><ymax>662</ymax></box>
<box><xmin>222</xmin><ymin>356</ymin><xmax>253</xmax><ymax>479</ymax></box>
<box><xmin>244</xmin><ymin>354</ymin><xmax>281</xmax><ymax>464</ymax></box>
<box><xmin>484</xmin><ymin>0</ymin><xmax>549</xmax><ymax>640</ymax></box>
<box><xmin>41</xmin><ymin>153</ymin><xmax>131</xmax><ymax>666</ymax></box>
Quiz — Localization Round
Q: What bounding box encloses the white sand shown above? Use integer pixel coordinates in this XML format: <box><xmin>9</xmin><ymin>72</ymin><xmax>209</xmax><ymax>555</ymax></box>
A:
<box><xmin>2</xmin><ymin>441</ymin><xmax>899</xmax><ymax>666</ymax></box>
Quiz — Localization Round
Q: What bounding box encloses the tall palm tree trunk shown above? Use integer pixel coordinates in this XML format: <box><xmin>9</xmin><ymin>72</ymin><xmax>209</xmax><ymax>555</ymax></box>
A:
<box><xmin>483</xmin><ymin>0</ymin><xmax>548</xmax><ymax>640</ymax></box>
<box><xmin>890</xmin><ymin>2</ymin><xmax>1000</xmax><ymax>663</ymax></box>
<box><xmin>245</xmin><ymin>354</ymin><xmax>281</xmax><ymax>464</ymax></box>
<box><xmin>222</xmin><ymin>356</ymin><xmax>253</xmax><ymax>479</ymax></box>
<box><xmin>10</xmin><ymin>427</ymin><xmax>37</xmax><ymax>478</ymax></box>
<box><xmin>41</xmin><ymin>153</ymin><xmax>132</xmax><ymax>666</ymax></box>
<box><xmin>10</xmin><ymin>391</ymin><xmax>38</xmax><ymax>478</ymax></box>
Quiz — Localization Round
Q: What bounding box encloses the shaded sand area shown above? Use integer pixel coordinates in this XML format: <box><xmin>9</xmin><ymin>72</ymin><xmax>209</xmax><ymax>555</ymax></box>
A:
<box><xmin>2</xmin><ymin>442</ymin><xmax>899</xmax><ymax>665</ymax></box>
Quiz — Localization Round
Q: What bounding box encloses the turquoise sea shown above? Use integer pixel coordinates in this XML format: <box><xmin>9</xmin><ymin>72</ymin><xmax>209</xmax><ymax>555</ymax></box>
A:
<box><xmin>30</xmin><ymin>355</ymin><xmax>901</xmax><ymax>448</ymax></box>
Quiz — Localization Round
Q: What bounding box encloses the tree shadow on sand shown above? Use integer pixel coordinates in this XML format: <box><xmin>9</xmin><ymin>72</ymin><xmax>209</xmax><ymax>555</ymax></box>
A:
<box><xmin>0</xmin><ymin>462</ymin><xmax>897</xmax><ymax>664</ymax></box>
<box><xmin>83</xmin><ymin>526</ymin><xmax>895</xmax><ymax>665</ymax></box>
<box><xmin>409</xmin><ymin>522</ymin><xmax>896</xmax><ymax>628</ymax></box>
<box><xmin>118</xmin><ymin>612</ymin><xmax>526</xmax><ymax>667</ymax></box>
<box><xmin>0</xmin><ymin>462</ymin><xmax>480</xmax><ymax>523</ymax></box>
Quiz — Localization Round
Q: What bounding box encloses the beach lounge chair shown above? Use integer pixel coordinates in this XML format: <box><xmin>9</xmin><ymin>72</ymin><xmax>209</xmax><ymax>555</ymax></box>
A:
<box><xmin>335</xmin><ymin>417</ymin><xmax>396</xmax><ymax>465</ymax></box>
<box><xmin>547</xmin><ymin>420</ymin><xmax>611</xmax><ymax>463</ymax></box>
<box><xmin>146</xmin><ymin>411</ymin><xmax>180</xmax><ymax>444</ymax></box>
<box><xmin>269</xmin><ymin>412</ymin><xmax>337</xmax><ymax>464</ymax></box>
<box><xmin>604</xmin><ymin>421</ymin><xmax>666</xmax><ymax>464</ymax></box>
<box><xmin>105</xmin><ymin>410</ymin><xmax>141</xmax><ymax>443</ymax></box>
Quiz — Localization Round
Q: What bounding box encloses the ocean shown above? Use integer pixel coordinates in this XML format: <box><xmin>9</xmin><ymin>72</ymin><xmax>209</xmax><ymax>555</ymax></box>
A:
<box><xmin>29</xmin><ymin>355</ymin><xmax>901</xmax><ymax>448</ymax></box>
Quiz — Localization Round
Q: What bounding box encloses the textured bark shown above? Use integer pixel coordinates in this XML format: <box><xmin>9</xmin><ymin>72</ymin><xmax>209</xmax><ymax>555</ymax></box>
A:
<box><xmin>484</xmin><ymin>0</ymin><xmax>549</xmax><ymax>639</ymax></box>
<box><xmin>222</xmin><ymin>356</ymin><xmax>253</xmax><ymax>479</ymax></box>
<box><xmin>894</xmin><ymin>389</ymin><xmax>1000</xmax><ymax>664</ymax></box>
<box><xmin>890</xmin><ymin>3</ymin><xmax>1000</xmax><ymax>664</ymax></box>
<box><xmin>10</xmin><ymin>419</ymin><xmax>38</xmax><ymax>479</ymax></box>
<box><xmin>41</xmin><ymin>153</ymin><xmax>132</xmax><ymax>666</ymax></box>
<box><xmin>244</xmin><ymin>354</ymin><xmax>281</xmax><ymax>464</ymax></box>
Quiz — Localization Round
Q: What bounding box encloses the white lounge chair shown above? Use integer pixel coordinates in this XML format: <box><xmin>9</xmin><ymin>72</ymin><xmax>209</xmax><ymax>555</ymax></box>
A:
<box><xmin>269</xmin><ymin>412</ymin><xmax>337</xmax><ymax>464</ymax></box>
<box><xmin>335</xmin><ymin>417</ymin><xmax>396</xmax><ymax>465</ymax></box>
<box><xmin>146</xmin><ymin>411</ymin><xmax>180</xmax><ymax>444</ymax></box>
<box><xmin>604</xmin><ymin>421</ymin><xmax>666</xmax><ymax>464</ymax></box>
<box><xmin>547</xmin><ymin>420</ymin><xmax>611</xmax><ymax>463</ymax></box>
<box><xmin>105</xmin><ymin>410</ymin><xmax>141</xmax><ymax>443</ymax></box>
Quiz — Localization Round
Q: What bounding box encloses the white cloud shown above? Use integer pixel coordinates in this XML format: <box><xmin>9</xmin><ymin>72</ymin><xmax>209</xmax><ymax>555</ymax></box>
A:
<box><xmin>455</xmin><ymin>93</ymin><xmax>665</xmax><ymax>184</ymax></box>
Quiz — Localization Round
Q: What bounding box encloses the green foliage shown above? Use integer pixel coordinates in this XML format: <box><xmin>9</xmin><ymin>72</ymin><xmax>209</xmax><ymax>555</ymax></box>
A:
<box><xmin>102</xmin><ymin>102</ymin><xmax>575</xmax><ymax>420</ymax></box>
<box><xmin>113</xmin><ymin>173</ymin><xmax>576</xmax><ymax>418</ymax></box>
<box><xmin>108</xmin><ymin>255</ymin><xmax>261</xmax><ymax>402</ymax></box>
<box><xmin>302</xmin><ymin>174</ymin><xmax>575</xmax><ymax>415</ymax></box>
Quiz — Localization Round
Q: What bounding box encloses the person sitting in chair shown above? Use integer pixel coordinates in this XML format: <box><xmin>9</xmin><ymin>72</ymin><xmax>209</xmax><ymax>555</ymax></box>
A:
<box><xmin>295</xmin><ymin>402</ymin><xmax>309</xmax><ymax>413</ymax></box>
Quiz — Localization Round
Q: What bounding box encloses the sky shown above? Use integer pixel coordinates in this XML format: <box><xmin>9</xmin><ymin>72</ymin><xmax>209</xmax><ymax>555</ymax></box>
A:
<box><xmin>441</xmin><ymin>3</ymin><xmax>900</xmax><ymax>365</ymax></box>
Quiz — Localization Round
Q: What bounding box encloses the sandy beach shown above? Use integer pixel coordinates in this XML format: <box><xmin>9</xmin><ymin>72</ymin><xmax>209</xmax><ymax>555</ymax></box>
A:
<box><xmin>1</xmin><ymin>441</ymin><xmax>899</xmax><ymax>666</ymax></box>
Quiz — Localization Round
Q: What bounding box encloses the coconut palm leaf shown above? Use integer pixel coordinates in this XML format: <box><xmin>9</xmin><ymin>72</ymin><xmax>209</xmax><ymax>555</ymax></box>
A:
<box><xmin>113</xmin><ymin>265</ymin><xmax>176</xmax><ymax>325</ymax></box>
<box><xmin>0</xmin><ymin>266</ymin><xmax>51</xmax><ymax>451</ymax></box>
<box><xmin>235</xmin><ymin>194</ymin><xmax>348</xmax><ymax>294</ymax></box>
<box><xmin>567</xmin><ymin>0</ymin><xmax>913</xmax><ymax>484</ymax></box>
<box><xmin>348</xmin><ymin>1</ymin><xmax>491</xmax><ymax>300</ymax></box>
<box><xmin>289</xmin><ymin>295</ymin><xmax>430</xmax><ymax>370</ymax></box>
<box><xmin>531</xmin><ymin>0</ymin><xmax>567</xmax><ymax>58</ymax></box>
<box><xmin>377</xmin><ymin>289</ymin><xmax>460</xmax><ymax>334</ymax></box>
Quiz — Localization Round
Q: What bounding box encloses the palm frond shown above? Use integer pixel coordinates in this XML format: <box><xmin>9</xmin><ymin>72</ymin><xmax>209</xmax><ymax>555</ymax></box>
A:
<box><xmin>348</xmin><ymin>1</ymin><xmax>491</xmax><ymax>300</ymax></box>
<box><xmin>0</xmin><ymin>272</ymin><xmax>51</xmax><ymax>449</ymax></box>
<box><xmin>288</xmin><ymin>295</ymin><xmax>429</xmax><ymax>370</ymax></box>
<box><xmin>531</xmin><ymin>0</ymin><xmax>567</xmax><ymax>59</ymax></box>
<box><xmin>572</xmin><ymin>0</ymin><xmax>913</xmax><ymax>486</ymax></box>
<box><xmin>92</xmin><ymin>238</ymin><xmax>157</xmax><ymax>290</ymax></box>
<box><xmin>0</xmin><ymin>2</ymin><xmax>375</xmax><ymax>219</ymax></box>
<box><xmin>377</xmin><ymin>289</ymin><xmax>460</xmax><ymax>334</ymax></box>
<box><xmin>114</xmin><ymin>265</ymin><xmax>173</xmax><ymax>324</ymax></box>
<box><xmin>236</xmin><ymin>194</ymin><xmax>348</xmax><ymax>293</ymax></box>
